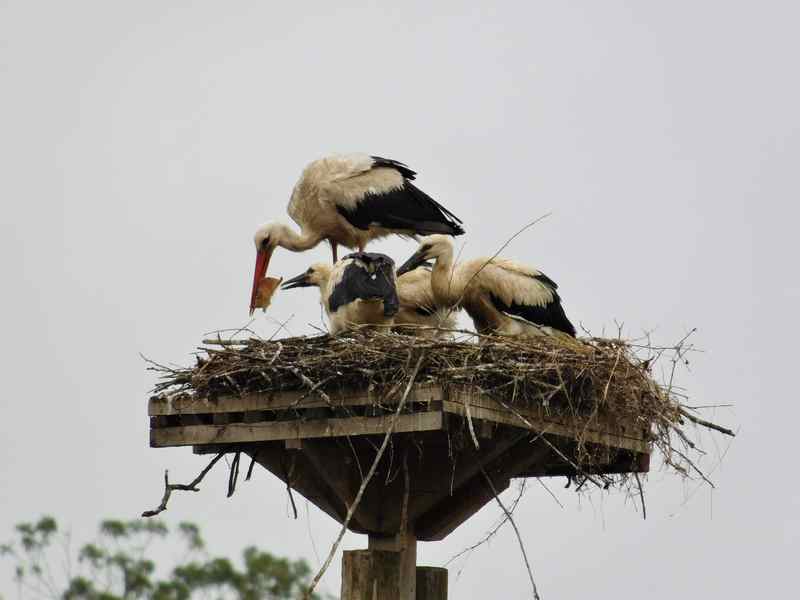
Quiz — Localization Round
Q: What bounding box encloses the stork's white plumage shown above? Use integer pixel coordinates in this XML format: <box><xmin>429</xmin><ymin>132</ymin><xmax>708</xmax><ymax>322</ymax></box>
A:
<box><xmin>391</xmin><ymin>265</ymin><xmax>458</xmax><ymax>336</ymax></box>
<box><xmin>249</xmin><ymin>154</ymin><xmax>464</xmax><ymax>313</ymax></box>
<box><xmin>397</xmin><ymin>235</ymin><xmax>577</xmax><ymax>339</ymax></box>
<box><xmin>281</xmin><ymin>252</ymin><xmax>399</xmax><ymax>334</ymax></box>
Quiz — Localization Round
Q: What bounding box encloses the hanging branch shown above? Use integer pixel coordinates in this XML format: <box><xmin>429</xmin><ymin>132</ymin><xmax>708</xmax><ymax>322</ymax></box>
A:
<box><xmin>142</xmin><ymin>452</ymin><xmax>225</xmax><ymax>517</ymax></box>
<box><xmin>445</xmin><ymin>479</ymin><xmax>528</xmax><ymax>567</ymax></box>
<box><xmin>226</xmin><ymin>452</ymin><xmax>241</xmax><ymax>498</ymax></box>
<box><xmin>283</xmin><ymin>452</ymin><xmax>299</xmax><ymax>520</ymax></box>
<box><xmin>634</xmin><ymin>472</ymin><xmax>647</xmax><ymax>520</ymax></box>
<box><xmin>481</xmin><ymin>467</ymin><xmax>541</xmax><ymax>600</ymax></box>
<box><xmin>246</xmin><ymin>450</ymin><xmax>259</xmax><ymax>481</ymax></box>
<box><xmin>302</xmin><ymin>352</ymin><xmax>426</xmax><ymax>600</ymax></box>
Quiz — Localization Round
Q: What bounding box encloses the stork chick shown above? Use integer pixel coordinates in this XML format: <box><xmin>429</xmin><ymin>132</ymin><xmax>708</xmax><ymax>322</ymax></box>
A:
<box><xmin>397</xmin><ymin>235</ymin><xmax>576</xmax><ymax>339</ymax></box>
<box><xmin>282</xmin><ymin>252</ymin><xmax>399</xmax><ymax>334</ymax></box>
<box><xmin>391</xmin><ymin>264</ymin><xmax>458</xmax><ymax>336</ymax></box>
<box><xmin>250</xmin><ymin>154</ymin><xmax>464</xmax><ymax>314</ymax></box>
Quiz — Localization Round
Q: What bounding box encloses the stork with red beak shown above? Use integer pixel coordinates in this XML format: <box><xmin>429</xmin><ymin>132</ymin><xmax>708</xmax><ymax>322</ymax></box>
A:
<box><xmin>249</xmin><ymin>153</ymin><xmax>464</xmax><ymax>314</ymax></box>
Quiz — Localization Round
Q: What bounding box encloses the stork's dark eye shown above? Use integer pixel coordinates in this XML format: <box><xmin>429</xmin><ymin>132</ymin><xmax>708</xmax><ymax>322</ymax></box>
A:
<box><xmin>260</xmin><ymin>237</ymin><xmax>270</xmax><ymax>250</ymax></box>
<box><xmin>421</xmin><ymin>244</ymin><xmax>432</xmax><ymax>253</ymax></box>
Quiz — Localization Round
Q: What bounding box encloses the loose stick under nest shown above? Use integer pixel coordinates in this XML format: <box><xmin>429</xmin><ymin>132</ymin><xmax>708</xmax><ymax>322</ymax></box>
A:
<box><xmin>148</xmin><ymin>327</ymin><xmax>734</xmax><ymax>486</ymax></box>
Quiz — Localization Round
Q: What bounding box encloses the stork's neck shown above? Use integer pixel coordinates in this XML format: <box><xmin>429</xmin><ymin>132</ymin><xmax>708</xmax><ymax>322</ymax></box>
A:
<box><xmin>430</xmin><ymin>249</ymin><xmax>462</xmax><ymax>308</ymax></box>
<box><xmin>276</xmin><ymin>223</ymin><xmax>322</xmax><ymax>252</ymax></box>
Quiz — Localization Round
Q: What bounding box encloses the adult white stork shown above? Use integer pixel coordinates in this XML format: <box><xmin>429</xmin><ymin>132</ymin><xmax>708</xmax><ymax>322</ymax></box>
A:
<box><xmin>281</xmin><ymin>252</ymin><xmax>399</xmax><ymax>334</ymax></box>
<box><xmin>249</xmin><ymin>154</ymin><xmax>464</xmax><ymax>314</ymax></box>
<box><xmin>397</xmin><ymin>235</ymin><xmax>577</xmax><ymax>339</ymax></box>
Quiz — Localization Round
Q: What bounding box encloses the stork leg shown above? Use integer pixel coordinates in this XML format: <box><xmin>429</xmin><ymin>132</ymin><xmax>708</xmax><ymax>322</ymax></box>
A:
<box><xmin>330</xmin><ymin>240</ymin><xmax>338</xmax><ymax>263</ymax></box>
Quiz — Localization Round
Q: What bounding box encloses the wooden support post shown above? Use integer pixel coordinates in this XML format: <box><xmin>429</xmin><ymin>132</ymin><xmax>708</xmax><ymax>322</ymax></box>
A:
<box><xmin>340</xmin><ymin>533</ymin><xmax>417</xmax><ymax>600</ymax></box>
<box><xmin>416</xmin><ymin>567</ymin><xmax>447</xmax><ymax>600</ymax></box>
<box><xmin>368</xmin><ymin>533</ymin><xmax>416</xmax><ymax>599</ymax></box>
<box><xmin>341</xmin><ymin>550</ymin><xmax>401</xmax><ymax>600</ymax></box>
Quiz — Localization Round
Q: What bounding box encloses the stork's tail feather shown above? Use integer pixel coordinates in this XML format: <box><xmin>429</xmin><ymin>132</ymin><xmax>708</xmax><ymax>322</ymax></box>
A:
<box><xmin>405</xmin><ymin>181</ymin><xmax>465</xmax><ymax>235</ymax></box>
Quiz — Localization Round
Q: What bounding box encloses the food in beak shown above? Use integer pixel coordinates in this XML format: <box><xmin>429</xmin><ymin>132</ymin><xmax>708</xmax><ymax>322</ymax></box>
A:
<box><xmin>251</xmin><ymin>276</ymin><xmax>283</xmax><ymax>313</ymax></box>
<box><xmin>250</xmin><ymin>247</ymin><xmax>277</xmax><ymax>314</ymax></box>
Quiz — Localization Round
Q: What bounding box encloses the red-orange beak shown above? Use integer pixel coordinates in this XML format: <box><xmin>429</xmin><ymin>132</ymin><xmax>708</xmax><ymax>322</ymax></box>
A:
<box><xmin>249</xmin><ymin>247</ymin><xmax>273</xmax><ymax>315</ymax></box>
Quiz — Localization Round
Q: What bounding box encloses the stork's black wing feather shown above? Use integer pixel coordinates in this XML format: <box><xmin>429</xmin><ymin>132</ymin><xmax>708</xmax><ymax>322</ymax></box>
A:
<box><xmin>328</xmin><ymin>253</ymin><xmax>400</xmax><ymax>317</ymax></box>
<box><xmin>371</xmin><ymin>156</ymin><xmax>417</xmax><ymax>180</ymax></box>
<box><xmin>533</xmin><ymin>272</ymin><xmax>559</xmax><ymax>290</ymax></box>
<box><xmin>336</xmin><ymin>179</ymin><xmax>465</xmax><ymax>236</ymax></box>
<box><xmin>490</xmin><ymin>292</ymin><xmax>576</xmax><ymax>337</ymax></box>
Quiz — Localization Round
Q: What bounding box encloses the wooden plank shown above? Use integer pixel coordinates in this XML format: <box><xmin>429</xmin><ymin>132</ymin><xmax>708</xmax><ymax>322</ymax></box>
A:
<box><xmin>151</xmin><ymin>384</ymin><xmax>649</xmax><ymax>454</ymax></box>
<box><xmin>441</xmin><ymin>400</ymin><xmax>649</xmax><ymax>454</ymax></box>
<box><xmin>150</xmin><ymin>411</ymin><xmax>445</xmax><ymax>448</ymax></box>
<box><xmin>149</xmin><ymin>385</ymin><xmax>444</xmax><ymax>416</ymax></box>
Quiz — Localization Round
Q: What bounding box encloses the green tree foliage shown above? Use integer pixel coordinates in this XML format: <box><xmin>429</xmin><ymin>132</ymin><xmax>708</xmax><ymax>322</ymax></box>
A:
<box><xmin>1</xmin><ymin>517</ymin><xmax>325</xmax><ymax>600</ymax></box>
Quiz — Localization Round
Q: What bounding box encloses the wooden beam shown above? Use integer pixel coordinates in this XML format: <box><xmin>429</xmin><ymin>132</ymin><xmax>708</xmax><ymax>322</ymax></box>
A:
<box><xmin>414</xmin><ymin>440</ymin><xmax>551</xmax><ymax>540</ymax></box>
<box><xmin>416</xmin><ymin>473</ymin><xmax>511</xmax><ymax>541</ymax></box>
<box><xmin>149</xmin><ymin>385</ymin><xmax>444</xmax><ymax>416</ymax></box>
<box><xmin>300</xmin><ymin>439</ymin><xmax>377</xmax><ymax>531</ymax></box>
<box><xmin>245</xmin><ymin>443</ymin><xmax>370</xmax><ymax>534</ymax></box>
<box><xmin>405</xmin><ymin>429</ymin><xmax>530</xmax><ymax>526</ymax></box>
<box><xmin>151</xmin><ymin>411</ymin><xmax>444</xmax><ymax>448</ymax></box>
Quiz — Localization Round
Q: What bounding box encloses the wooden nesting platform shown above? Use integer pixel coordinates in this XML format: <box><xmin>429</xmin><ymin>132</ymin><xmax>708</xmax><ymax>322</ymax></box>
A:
<box><xmin>149</xmin><ymin>384</ymin><xmax>649</xmax><ymax>542</ymax></box>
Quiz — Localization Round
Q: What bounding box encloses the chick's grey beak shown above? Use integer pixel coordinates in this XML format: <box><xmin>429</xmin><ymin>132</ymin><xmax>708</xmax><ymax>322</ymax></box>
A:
<box><xmin>396</xmin><ymin>250</ymin><xmax>427</xmax><ymax>277</ymax></box>
<box><xmin>281</xmin><ymin>272</ymin><xmax>311</xmax><ymax>290</ymax></box>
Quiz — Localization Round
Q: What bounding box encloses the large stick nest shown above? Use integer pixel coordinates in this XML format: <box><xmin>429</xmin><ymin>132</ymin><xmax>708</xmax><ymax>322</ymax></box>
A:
<box><xmin>148</xmin><ymin>328</ymin><xmax>733</xmax><ymax>488</ymax></box>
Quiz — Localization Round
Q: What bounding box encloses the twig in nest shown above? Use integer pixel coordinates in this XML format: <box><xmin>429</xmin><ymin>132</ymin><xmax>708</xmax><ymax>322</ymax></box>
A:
<box><xmin>293</xmin><ymin>374</ymin><xmax>338</xmax><ymax>407</ymax></box>
<box><xmin>495</xmin><ymin>397</ymin><xmax>603</xmax><ymax>488</ymax></box>
<box><xmin>678</xmin><ymin>407</ymin><xmax>736</xmax><ymax>437</ymax></box>
<box><xmin>288</xmin><ymin>367</ymin><xmax>332</xmax><ymax>406</ymax></box>
<box><xmin>481</xmin><ymin>467</ymin><xmax>541</xmax><ymax>600</ymax></box>
<box><xmin>303</xmin><ymin>352</ymin><xmax>426</xmax><ymax>600</ymax></box>
<box><xmin>201</xmin><ymin>338</ymin><xmax>249</xmax><ymax>347</ymax></box>
<box><xmin>142</xmin><ymin>453</ymin><xmax>225</xmax><ymax>517</ymax></box>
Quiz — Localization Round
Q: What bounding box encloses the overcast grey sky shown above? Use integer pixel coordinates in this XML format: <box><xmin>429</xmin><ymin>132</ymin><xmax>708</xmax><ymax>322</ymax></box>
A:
<box><xmin>1</xmin><ymin>1</ymin><xmax>798</xmax><ymax>597</ymax></box>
